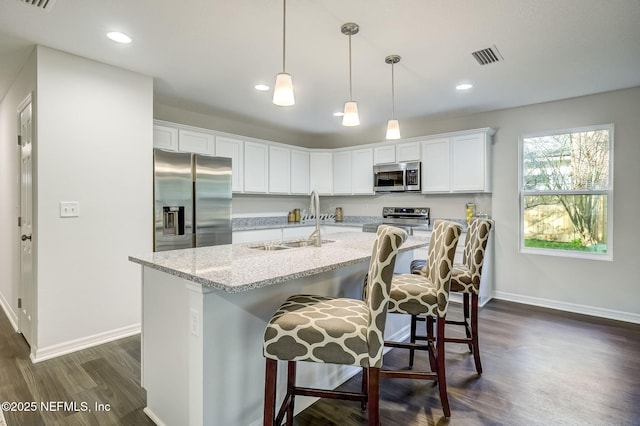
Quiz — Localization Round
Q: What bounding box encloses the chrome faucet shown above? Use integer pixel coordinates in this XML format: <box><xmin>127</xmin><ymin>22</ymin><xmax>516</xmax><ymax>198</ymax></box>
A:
<box><xmin>308</xmin><ymin>189</ymin><xmax>321</xmax><ymax>247</ymax></box>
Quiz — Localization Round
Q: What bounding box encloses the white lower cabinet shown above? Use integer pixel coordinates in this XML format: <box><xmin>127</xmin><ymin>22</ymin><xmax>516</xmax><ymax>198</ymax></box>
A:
<box><xmin>232</xmin><ymin>229</ymin><xmax>283</xmax><ymax>244</ymax></box>
<box><xmin>282</xmin><ymin>226</ymin><xmax>314</xmax><ymax>239</ymax></box>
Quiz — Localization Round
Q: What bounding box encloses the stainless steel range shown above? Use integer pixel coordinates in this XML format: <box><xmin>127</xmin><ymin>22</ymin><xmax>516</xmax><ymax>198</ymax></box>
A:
<box><xmin>362</xmin><ymin>207</ymin><xmax>430</xmax><ymax>235</ymax></box>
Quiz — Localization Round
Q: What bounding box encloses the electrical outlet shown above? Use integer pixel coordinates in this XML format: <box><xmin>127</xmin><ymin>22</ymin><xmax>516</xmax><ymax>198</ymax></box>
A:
<box><xmin>60</xmin><ymin>201</ymin><xmax>80</xmax><ymax>218</ymax></box>
<box><xmin>190</xmin><ymin>309</ymin><xmax>200</xmax><ymax>336</ymax></box>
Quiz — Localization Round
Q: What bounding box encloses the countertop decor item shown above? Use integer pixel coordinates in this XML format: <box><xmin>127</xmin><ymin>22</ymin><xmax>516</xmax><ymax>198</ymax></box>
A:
<box><xmin>335</xmin><ymin>207</ymin><xmax>343</xmax><ymax>222</ymax></box>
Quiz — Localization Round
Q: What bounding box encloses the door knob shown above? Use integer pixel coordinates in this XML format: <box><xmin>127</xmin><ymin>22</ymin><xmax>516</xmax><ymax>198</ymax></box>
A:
<box><xmin>21</xmin><ymin>234</ymin><xmax>32</xmax><ymax>241</ymax></box>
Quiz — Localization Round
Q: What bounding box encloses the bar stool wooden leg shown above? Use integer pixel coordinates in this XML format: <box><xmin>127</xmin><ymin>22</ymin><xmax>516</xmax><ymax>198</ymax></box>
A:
<box><xmin>471</xmin><ymin>293</ymin><xmax>482</xmax><ymax>374</ymax></box>
<box><xmin>264</xmin><ymin>358</ymin><xmax>277</xmax><ymax>426</ymax></box>
<box><xmin>426</xmin><ymin>315</ymin><xmax>437</xmax><ymax>372</ymax></box>
<box><xmin>436</xmin><ymin>318</ymin><xmax>451</xmax><ymax>418</ymax></box>
<box><xmin>409</xmin><ymin>314</ymin><xmax>418</xmax><ymax>368</ymax></box>
<box><xmin>361</xmin><ymin>367</ymin><xmax>368</xmax><ymax>411</ymax></box>
<box><xmin>367</xmin><ymin>367</ymin><xmax>380</xmax><ymax>426</ymax></box>
<box><xmin>286</xmin><ymin>361</ymin><xmax>296</xmax><ymax>425</ymax></box>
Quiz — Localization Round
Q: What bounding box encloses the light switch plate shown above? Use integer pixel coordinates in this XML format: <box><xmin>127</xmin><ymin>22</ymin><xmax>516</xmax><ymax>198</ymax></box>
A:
<box><xmin>60</xmin><ymin>201</ymin><xmax>80</xmax><ymax>217</ymax></box>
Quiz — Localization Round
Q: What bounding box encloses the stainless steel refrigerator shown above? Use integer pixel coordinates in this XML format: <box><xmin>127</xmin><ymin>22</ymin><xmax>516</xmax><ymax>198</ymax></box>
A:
<box><xmin>153</xmin><ymin>149</ymin><xmax>232</xmax><ymax>252</ymax></box>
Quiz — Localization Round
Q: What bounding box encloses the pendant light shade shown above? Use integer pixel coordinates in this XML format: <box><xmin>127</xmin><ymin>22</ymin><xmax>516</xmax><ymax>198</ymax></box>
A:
<box><xmin>273</xmin><ymin>0</ymin><xmax>295</xmax><ymax>106</ymax></box>
<box><xmin>341</xmin><ymin>23</ymin><xmax>360</xmax><ymax>126</ymax></box>
<box><xmin>342</xmin><ymin>101</ymin><xmax>360</xmax><ymax>126</ymax></box>
<box><xmin>386</xmin><ymin>119</ymin><xmax>401</xmax><ymax>139</ymax></box>
<box><xmin>273</xmin><ymin>73</ymin><xmax>295</xmax><ymax>106</ymax></box>
<box><xmin>385</xmin><ymin>54</ymin><xmax>401</xmax><ymax>139</ymax></box>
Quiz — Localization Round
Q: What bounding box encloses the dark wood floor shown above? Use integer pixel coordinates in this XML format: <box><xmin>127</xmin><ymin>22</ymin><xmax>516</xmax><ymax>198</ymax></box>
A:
<box><xmin>1</xmin><ymin>299</ymin><xmax>639</xmax><ymax>425</ymax></box>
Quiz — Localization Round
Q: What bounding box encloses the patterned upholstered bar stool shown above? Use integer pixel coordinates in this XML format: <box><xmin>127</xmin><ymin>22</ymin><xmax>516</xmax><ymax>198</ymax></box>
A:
<box><xmin>409</xmin><ymin>218</ymin><xmax>493</xmax><ymax>375</ymax></box>
<box><xmin>379</xmin><ymin>220</ymin><xmax>462</xmax><ymax>418</ymax></box>
<box><xmin>262</xmin><ymin>225</ymin><xmax>408</xmax><ymax>426</ymax></box>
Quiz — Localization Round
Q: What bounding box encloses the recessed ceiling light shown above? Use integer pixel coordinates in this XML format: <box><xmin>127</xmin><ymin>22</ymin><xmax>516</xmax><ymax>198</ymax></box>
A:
<box><xmin>254</xmin><ymin>84</ymin><xmax>270</xmax><ymax>91</ymax></box>
<box><xmin>333</xmin><ymin>111</ymin><xmax>344</xmax><ymax>117</ymax></box>
<box><xmin>106</xmin><ymin>32</ymin><xmax>132</xmax><ymax>44</ymax></box>
<box><xmin>456</xmin><ymin>83</ymin><xmax>473</xmax><ymax>91</ymax></box>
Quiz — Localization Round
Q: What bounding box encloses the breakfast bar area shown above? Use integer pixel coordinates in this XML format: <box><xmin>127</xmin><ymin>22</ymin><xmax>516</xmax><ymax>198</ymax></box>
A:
<box><xmin>129</xmin><ymin>231</ymin><xmax>427</xmax><ymax>426</ymax></box>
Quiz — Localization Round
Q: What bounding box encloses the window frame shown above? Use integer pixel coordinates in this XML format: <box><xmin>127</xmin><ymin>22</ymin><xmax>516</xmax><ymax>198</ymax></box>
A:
<box><xmin>518</xmin><ymin>124</ymin><xmax>614</xmax><ymax>261</ymax></box>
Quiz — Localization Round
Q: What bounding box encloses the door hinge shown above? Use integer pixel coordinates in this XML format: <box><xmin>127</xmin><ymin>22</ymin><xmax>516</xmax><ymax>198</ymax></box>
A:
<box><xmin>18</xmin><ymin>216</ymin><xmax>22</xmax><ymax>227</ymax></box>
<box><xmin>18</xmin><ymin>135</ymin><xmax>22</xmax><ymax>146</ymax></box>
<box><xmin>18</xmin><ymin>298</ymin><xmax>22</xmax><ymax>309</ymax></box>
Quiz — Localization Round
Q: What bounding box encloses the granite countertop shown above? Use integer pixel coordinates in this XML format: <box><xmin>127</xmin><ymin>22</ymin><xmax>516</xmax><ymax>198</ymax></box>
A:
<box><xmin>129</xmin><ymin>231</ymin><xmax>427</xmax><ymax>293</ymax></box>
<box><xmin>232</xmin><ymin>215</ymin><xmax>378</xmax><ymax>232</ymax></box>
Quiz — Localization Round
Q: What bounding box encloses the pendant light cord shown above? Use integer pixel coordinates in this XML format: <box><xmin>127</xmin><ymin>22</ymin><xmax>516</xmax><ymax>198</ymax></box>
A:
<box><xmin>281</xmin><ymin>0</ymin><xmax>287</xmax><ymax>72</ymax></box>
<box><xmin>391</xmin><ymin>62</ymin><xmax>395</xmax><ymax>118</ymax></box>
<box><xmin>348</xmin><ymin>33</ymin><xmax>353</xmax><ymax>101</ymax></box>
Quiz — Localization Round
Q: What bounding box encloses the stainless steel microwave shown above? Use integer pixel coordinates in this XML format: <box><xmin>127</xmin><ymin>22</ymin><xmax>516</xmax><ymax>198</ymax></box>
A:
<box><xmin>373</xmin><ymin>161</ymin><xmax>421</xmax><ymax>192</ymax></box>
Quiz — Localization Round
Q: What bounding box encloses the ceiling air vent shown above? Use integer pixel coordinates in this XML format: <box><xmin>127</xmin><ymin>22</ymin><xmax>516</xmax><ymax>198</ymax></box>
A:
<box><xmin>471</xmin><ymin>45</ymin><xmax>503</xmax><ymax>65</ymax></box>
<box><xmin>17</xmin><ymin>0</ymin><xmax>57</xmax><ymax>11</ymax></box>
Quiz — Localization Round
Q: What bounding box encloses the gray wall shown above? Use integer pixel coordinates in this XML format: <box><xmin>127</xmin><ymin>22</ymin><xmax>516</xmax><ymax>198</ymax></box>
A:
<box><xmin>158</xmin><ymin>87</ymin><xmax>640</xmax><ymax>321</ymax></box>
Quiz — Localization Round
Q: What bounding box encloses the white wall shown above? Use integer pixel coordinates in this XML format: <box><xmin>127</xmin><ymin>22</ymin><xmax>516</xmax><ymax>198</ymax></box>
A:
<box><xmin>0</xmin><ymin>48</ymin><xmax>36</xmax><ymax>328</ymax></box>
<box><xmin>32</xmin><ymin>46</ymin><xmax>153</xmax><ymax>359</ymax></box>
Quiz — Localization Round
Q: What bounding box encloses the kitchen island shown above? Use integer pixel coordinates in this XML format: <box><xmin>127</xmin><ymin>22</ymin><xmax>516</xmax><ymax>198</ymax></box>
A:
<box><xmin>129</xmin><ymin>231</ymin><xmax>427</xmax><ymax>426</ymax></box>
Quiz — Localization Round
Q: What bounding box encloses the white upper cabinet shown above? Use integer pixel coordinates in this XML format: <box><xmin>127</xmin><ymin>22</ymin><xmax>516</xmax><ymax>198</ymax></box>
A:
<box><xmin>243</xmin><ymin>141</ymin><xmax>269</xmax><ymax>193</ymax></box>
<box><xmin>290</xmin><ymin>149</ymin><xmax>310</xmax><ymax>195</ymax></box>
<box><xmin>268</xmin><ymin>145</ymin><xmax>291</xmax><ymax>194</ymax></box>
<box><xmin>373</xmin><ymin>145</ymin><xmax>396</xmax><ymax>164</ymax></box>
<box><xmin>421</xmin><ymin>138</ymin><xmax>451</xmax><ymax>192</ymax></box>
<box><xmin>309</xmin><ymin>152</ymin><xmax>333</xmax><ymax>195</ymax></box>
<box><xmin>421</xmin><ymin>129</ymin><xmax>494</xmax><ymax>193</ymax></box>
<box><xmin>153</xmin><ymin>125</ymin><xmax>178</xmax><ymax>150</ymax></box>
<box><xmin>215</xmin><ymin>136</ymin><xmax>244</xmax><ymax>193</ymax></box>
<box><xmin>333</xmin><ymin>151</ymin><xmax>352</xmax><ymax>194</ymax></box>
<box><xmin>452</xmin><ymin>133</ymin><xmax>490</xmax><ymax>192</ymax></box>
<box><xmin>351</xmin><ymin>148</ymin><xmax>374</xmax><ymax>194</ymax></box>
<box><xmin>178</xmin><ymin>129</ymin><xmax>215</xmax><ymax>154</ymax></box>
<box><xmin>396</xmin><ymin>142</ymin><xmax>421</xmax><ymax>162</ymax></box>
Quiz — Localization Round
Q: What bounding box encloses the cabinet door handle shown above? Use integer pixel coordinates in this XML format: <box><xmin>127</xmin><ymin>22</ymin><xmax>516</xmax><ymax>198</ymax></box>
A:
<box><xmin>21</xmin><ymin>234</ymin><xmax>32</xmax><ymax>241</ymax></box>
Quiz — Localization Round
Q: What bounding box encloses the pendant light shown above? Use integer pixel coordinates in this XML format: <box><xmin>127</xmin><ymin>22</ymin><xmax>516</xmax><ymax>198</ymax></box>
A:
<box><xmin>341</xmin><ymin>23</ymin><xmax>360</xmax><ymax>126</ymax></box>
<box><xmin>385</xmin><ymin>55</ymin><xmax>401</xmax><ymax>139</ymax></box>
<box><xmin>273</xmin><ymin>0</ymin><xmax>295</xmax><ymax>106</ymax></box>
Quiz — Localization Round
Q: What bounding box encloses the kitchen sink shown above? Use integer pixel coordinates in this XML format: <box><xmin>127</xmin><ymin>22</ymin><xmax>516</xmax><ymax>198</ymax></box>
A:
<box><xmin>248</xmin><ymin>239</ymin><xmax>335</xmax><ymax>250</ymax></box>
<box><xmin>281</xmin><ymin>239</ymin><xmax>335</xmax><ymax>248</ymax></box>
<box><xmin>250</xmin><ymin>244</ymin><xmax>291</xmax><ymax>251</ymax></box>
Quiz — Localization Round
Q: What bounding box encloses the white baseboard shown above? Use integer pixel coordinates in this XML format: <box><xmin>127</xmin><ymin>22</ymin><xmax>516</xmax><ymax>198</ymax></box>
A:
<box><xmin>493</xmin><ymin>291</ymin><xmax>640</xmax><ymax>324</ymax></box>
<box><xmin>31</xmin><ymin>323</ymin><xmax>141</xmax><ymax>363</ymax></box>
<box><xmin>0</xmin><ymin>291</ymin><xmax>18</xmax><ymax>332</ymax></box>
<box><xmin>143</xmin><ymin>407</ymin><xmax>167</xmax><ymax>426</ymax></box>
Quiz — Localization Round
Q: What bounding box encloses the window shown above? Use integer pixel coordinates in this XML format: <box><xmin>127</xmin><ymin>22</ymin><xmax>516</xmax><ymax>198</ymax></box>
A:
<box><xmin>519</xmin><ymin>124</ymin><xmax>613</xmax><ymax>260</ymax></box>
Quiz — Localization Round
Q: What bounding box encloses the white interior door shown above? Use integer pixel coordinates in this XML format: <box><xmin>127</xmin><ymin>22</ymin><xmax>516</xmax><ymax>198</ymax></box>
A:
<box><xmin>18</xmin><ymin>96</ymin><xmax>34</xmax><ymax>347</ymax></box>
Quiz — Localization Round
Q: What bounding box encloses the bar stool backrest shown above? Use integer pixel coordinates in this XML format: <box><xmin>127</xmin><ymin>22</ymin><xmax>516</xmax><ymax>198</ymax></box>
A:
<box><xmin>425</xmin><ymin>220</ymin><xmax>463</xmax><ymax>317</ymax></box>
<box><xmin>365</xmin><ymin>225</ymin><xmax>408</xmax><ymax>367</ymax></box>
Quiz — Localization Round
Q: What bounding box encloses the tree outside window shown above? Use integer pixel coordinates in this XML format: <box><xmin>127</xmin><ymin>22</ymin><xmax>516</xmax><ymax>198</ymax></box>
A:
<box><xmin>520</xmin><ymin>125</ymin><xmax>613</xmax><ymax>259</ymax></box>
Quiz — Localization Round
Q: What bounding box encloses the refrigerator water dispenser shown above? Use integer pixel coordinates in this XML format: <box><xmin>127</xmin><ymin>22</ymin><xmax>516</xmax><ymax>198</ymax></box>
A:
<box><xmin>163</xmin><ymin>206</ymin><xmax>185</xmax><ymax>236</ymax></box>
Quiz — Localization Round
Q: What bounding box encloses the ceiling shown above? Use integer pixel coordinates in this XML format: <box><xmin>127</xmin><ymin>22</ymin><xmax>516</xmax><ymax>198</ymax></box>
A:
<box><xmin>1</xmin><ymin>0</ymin><xmax>639</xmax><ymax>139</ymax></box>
